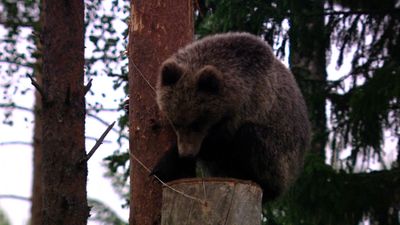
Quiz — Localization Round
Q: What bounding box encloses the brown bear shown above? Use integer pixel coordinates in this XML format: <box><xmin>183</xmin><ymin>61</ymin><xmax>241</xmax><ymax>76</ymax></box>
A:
<box><xmin>152</xmin><ymin>32</ymin><xmax>311</xmax><ymax>201</ymax></box>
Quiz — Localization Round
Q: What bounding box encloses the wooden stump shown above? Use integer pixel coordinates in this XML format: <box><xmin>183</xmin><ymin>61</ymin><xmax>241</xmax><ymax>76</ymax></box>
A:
<box><xmin>161</xmin><ymin>178</ymin><xmax>262</xmax><ymax>225</ymax></box>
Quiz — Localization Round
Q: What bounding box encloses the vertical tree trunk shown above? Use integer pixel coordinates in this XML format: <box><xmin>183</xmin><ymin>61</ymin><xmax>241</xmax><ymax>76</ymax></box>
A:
<box><xmin>128</xmin><ymin>1</ymin><xmax>193</xmax><ymax>225</ymax></box>
<box><xmin>31</xmin><ymin>46</ymin><xmax>43</xmax><ymax>225</ymax></box>
<box><xmin>30</xmin><ymin>9</ymin><xmax>43</xmax><ymax>225</ymax></box>
<box><xmin>41</xmin><ymin>0</ymin><xmax>88</xmax><ymax>224</ymax></box>
<box><xmin>288</xmin><ymin>0</ymin><xmax>329</xmax><ymax>159</ymax></box>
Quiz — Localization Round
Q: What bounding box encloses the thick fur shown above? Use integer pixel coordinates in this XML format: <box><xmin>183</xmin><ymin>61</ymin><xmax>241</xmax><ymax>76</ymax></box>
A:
<box><xmin>153</xmin><ymin>32</ymin><xmax>311</xmax><ymax>201</ymax></box>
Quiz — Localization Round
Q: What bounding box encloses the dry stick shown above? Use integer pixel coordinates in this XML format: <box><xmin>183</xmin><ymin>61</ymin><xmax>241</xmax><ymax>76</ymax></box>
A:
<box><xmin>86</xmin><ymin>121</ymin><xmax>116</xmax><ymax>161</ymax></box>
<box><xmin>84</xmin><ymin>78</ymin><xmax>93</xmax><ymax>95</ymax></box>
<box><xmin>0</xmin><ymin>141</ymin><xmax>32</xmax><ymax>146</ymax></box>
<box><xmin>0</xmin><ymin>194</ymin><xmax>31</xmax><ymax>201</ymax></box>
<box><xmin>129</xmin><ymin>151</ymin><xmax>207</xmax><ymax>206</ymax></box>
<box><xmin>26</xmin><ymin>74</ymin><xmax>44</xmax><ymax>97</ymax></box>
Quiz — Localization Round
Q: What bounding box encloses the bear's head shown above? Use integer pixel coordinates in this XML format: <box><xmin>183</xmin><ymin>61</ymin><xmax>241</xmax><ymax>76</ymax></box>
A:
<box><xmin>156</xmin><ymin>59</ymin><xmax>234</xmax><ymax>158</ymax></box>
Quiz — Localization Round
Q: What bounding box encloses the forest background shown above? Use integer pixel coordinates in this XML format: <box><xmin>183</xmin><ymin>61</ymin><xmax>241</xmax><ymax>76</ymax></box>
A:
<box><xmin>0</xmin><ymin>0</ymin><xmax>399</xmax><ymax>225</ymax></box>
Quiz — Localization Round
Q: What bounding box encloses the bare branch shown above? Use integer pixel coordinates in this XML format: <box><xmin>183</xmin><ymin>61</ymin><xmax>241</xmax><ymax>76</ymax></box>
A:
<box><xmin>322</xmin><ymin>9</ymin><xmax>400</xmax><ymax>16</ymax></box>
<box><xmin>85</xmin><ymin>121</ymin><xmax>115</xmax><ymax>161</ymax></box>
<box><xmin>26</xmin><ymin>74</ymin><xmax>45</xmax><ymax>97</ymax></box>
<box><xmin>0</xmin><ymin>194</ymin><xmax>31</xmax><ymax>202</ymax></box>
<box><xmin>86</xmin><ymin>136</ymin><xmax>111</xmax><ymax>144</ymax></box>
<box><xmin>0</xmin><ymin>141</ymin><xmax>32</xmax><ymax>146</ymax></box>
<box><xmin>0</xmin><ymin>103</ymin><xmax>32</xmax><ymax>112</ymax></box>
<box><xmin>87</xmin><ymin>107</ymin><xmax>121</xmax><ymax>112</ymax></box>
<box><xmin>84</xmin><ymin>79</ymin><xmax>93</xmax><ymax>95</ymax></box>
<box><xmin>87</xmin><ymin>113</ymin><xmax>119</xmax><ymax>133</ymax></box>
<box><xmin>0</xmin><ymin>137</ymin><xmax>110</xmax><ymax>147</ymax></box>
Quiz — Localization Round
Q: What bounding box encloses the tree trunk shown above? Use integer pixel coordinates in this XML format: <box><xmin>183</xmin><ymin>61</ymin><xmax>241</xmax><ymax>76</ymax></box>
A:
<box><xmin>41</xmin><ymin>0</ymin><xmax>88</xmax><ymax>224</ymax></box>
<box><xmin>288</xmin><ymin>0</ymin><xmax>329</xmax><ymax>159</ymax></box>
<box><xmin>30</xmin><ymin>44</ymin><xmax>43</xmax><ymax>225</ymax></box>
<box><xmin>30</xmin><ymin>8</ymin><xmax>43</xmax><ymax>225</ymax></box>
<box><xmin>128</xmin><ymin>1</ymin><xmax>193</xmax><ymax>225</ymax></box>
<box><xmin>161</xmin><ymin>178</ymin><xmax>262</xmax><ymax>225</ymax></box>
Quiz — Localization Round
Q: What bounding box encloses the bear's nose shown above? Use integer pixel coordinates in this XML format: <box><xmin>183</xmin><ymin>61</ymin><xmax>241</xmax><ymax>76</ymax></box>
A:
<box><xmin>176</xmin><ymin>131</ymin><xmax>205</xmax><ymax>158</ymax></box>
<box><xmin>177</xmin><ymin>142</ymin><xmax>200</xmax><ymax>158</ymax></box>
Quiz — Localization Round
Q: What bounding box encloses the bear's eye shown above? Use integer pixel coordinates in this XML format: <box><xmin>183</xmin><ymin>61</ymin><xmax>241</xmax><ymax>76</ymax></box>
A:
<box><xmin>189</xmin><ymin>117</ymin><xmax>206</xmax><ymax>132</ymax></box>
<box><xmin>172</xmin><ymin>122</ymin><xmax>183</xmax><ymax>129</ymax></box>
<box><xmin>189</xmin><ymin>121</ymin><xmax>201</xmax><ymax>132</ymax></box>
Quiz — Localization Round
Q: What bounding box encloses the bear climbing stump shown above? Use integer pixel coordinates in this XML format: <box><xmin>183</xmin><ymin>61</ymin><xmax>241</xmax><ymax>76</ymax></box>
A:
<box><xmin>161</xmin><ymin>178</ymin><xmax>262</xmax><ymax>225</ymax></box>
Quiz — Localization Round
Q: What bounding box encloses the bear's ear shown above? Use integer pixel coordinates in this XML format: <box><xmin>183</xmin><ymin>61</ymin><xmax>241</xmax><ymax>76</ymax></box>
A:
<box><xmin>197</xmin><ymin>65</ymin><xmax>222</xmax><ymax>94</ymax></box>
<box><xmin>160</xmin><ymin>60</ymin><xmax>183</xmax><ymax>86</ymax></box>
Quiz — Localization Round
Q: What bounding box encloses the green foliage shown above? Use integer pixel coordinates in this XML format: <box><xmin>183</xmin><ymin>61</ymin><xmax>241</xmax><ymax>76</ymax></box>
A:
<box><xmin>197</xmin><ymin>0</ymin><xmax>400</xmax><ymax>167</ymax></box>
<box><xmin>0</xmin><ymin>0</ymin><xmax>39</xmax><ymax>124</ymax></box>
<box><xmin>264</xmin><ymin>154</ymin><xmax>400</xmax><ymax>225</ymax></box>
<box><xmin>88</xmin><ymin>198</ymin><xmax>128</xmax><ymax>225</ymax></box>
<box><xmin>326</xmin><ymin>1</ymin><xmax>400</xmax><ymax>165</ymax></box>
<box><xmin>331</xmin><ymin>63</ymin><xmax>400</xmax><ymax>165</ymax></box>
<box><xmin>196</xmin><ymin>0</ymin><xmax>290</xmax><ymax>55</ymax></box>
<box><xmin>104</xmin><ymin>150</ymin><xmax>130</xmax><ymax>207</ymax></box>
<box><xmin>0</xmin><ymin>207</ymin><xmax>10</xmax><ymax>225</ymax></box>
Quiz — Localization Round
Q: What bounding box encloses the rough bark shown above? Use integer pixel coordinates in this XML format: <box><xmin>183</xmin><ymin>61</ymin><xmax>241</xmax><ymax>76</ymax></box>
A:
<box><xmin>41</xmin><ymin>0</ymin><xmax>88</xmax><ymax>224</ymax></box>
<box><xmin>161</xmin><ymin>178</ymin><xmax>262</xmax><ymax>225</ymax></box>
<box><xmin>31</xmin><ymin>47</ymin><xmax>43</xmax><ymax>225</ymax></box>
<box><xmin>128</xmin><ymin>1</ymin><xmax>193</xmax><ymax>225</ymax></box>
<box><xmin>288</xmin><ymin>0</ymin><xmax>329</xmax><ymax>158</ymax></box>
<box><xmin>30</xmin><ymin>8</ymin><xmax>43</xmax><ymax>225</ymax></box>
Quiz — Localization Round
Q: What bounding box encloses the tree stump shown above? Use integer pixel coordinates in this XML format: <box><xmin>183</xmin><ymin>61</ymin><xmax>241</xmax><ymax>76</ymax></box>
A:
<box><xmin>161</xmin><ymin>178</ymin><xmax>262</xmax><ymax>225</ymax></box>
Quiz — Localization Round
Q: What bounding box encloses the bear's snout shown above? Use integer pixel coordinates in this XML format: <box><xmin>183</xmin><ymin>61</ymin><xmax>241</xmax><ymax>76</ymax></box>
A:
<box><xmin>176</xmin><ymin>131</ymin><xmax>205</xmax><ymax>157</ymax></box>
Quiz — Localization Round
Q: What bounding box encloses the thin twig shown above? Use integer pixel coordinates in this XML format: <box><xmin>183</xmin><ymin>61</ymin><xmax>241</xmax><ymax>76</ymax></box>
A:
<box><xmin>129</xmin><ymin>151</ymin><xmax>207</xmax><ymax>205</ymax></box>
<box><xmin>26</xmin><ymin>74</ymin><xmax>45</xmax><ymax>97</ymax></box>
<box><xmin>87</xmin><ymin>107</ymin><xmax>120</xmax><ymax>112</ymax></box>
<box><xmin>0</xmin><ymin>103</ymin><xmax>32</xmax><ymax>112</ymax></box>
<box><xmin>131</xmin><ymin>61</ymin><xmax>157</xmax><ymax>94</ymax></box>
<box><xmin>85</xmin><ymin>121</ymin><xmax>115</xmax><ymax>161</ymax></box>
<box><xmin>87</xmin><ymin>113</ymin><xmax>119</xmax><ymax>133</ymax></box>
<box><xmin>0</xmin><ymin>194</ymin><xmax>31</xmax><ymax>201</ymax></box>
<box><xmin>0</xmin><ymin>141</ymin><xmax>32</xmax><ymax>146</ymax></box>
<box><xmin>84</xmin><ymin>79</ymin><xmax>93</xmax><ymax>95</ymax></box>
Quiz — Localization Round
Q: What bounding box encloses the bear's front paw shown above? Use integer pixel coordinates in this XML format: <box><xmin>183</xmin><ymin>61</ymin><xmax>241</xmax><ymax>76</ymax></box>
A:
<box><xmin>151</xmin><ymin>145</ymin><xmax>196</xmax><ymax>182</ymax></box>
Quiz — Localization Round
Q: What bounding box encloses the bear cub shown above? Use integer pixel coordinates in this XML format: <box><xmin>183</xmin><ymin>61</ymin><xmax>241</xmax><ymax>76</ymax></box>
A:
<box><xmin>152</xmin><ymin>32</ymin><xmax>311</xmax><ymax>201</ymax></box>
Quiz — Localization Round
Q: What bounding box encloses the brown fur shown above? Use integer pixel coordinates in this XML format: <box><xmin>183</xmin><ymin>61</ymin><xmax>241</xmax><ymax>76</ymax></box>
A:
<box><xmin>153</xmin><ymin>32</ymin><xmax>311</xmax><ymax>201</ymax></box>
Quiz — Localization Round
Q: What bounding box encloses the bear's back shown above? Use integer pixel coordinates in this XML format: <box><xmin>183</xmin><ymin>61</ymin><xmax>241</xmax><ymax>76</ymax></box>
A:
<box><xmin>173</xmin><ymin>33</ymin><xmax>275</xmax><ymax>78</ymax></box>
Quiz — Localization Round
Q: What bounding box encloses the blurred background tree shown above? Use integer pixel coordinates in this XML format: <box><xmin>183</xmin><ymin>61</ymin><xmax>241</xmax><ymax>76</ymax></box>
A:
<box><xmin>0</xmin><ymin>207</ymin><xmax>10</xmax><ymax>225</ymax></box>
<box><xmin>0</xmin><ymin>0</ymin><xmax>129</xmax><ymax>224</ymax></box>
